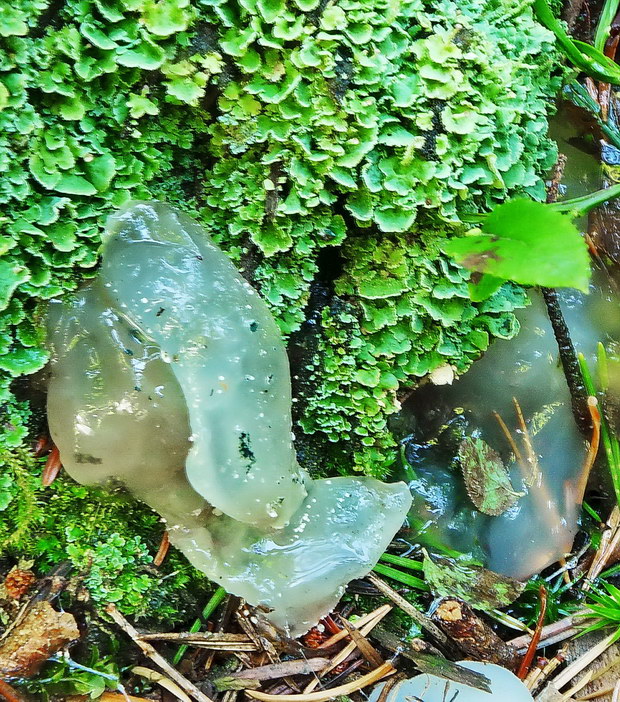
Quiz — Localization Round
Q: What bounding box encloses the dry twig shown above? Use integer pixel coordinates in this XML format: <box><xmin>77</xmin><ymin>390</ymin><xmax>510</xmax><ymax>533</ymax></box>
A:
<box><xmin>106</xmin><ymin>604</ymin><xmax>214</xmax><ymax>702</ymax></box>
<box><xmin>365</xmin><ymin>573</ymin><xmax>450</xmax><ymax>649</ymax></box>
<box><xmin>246</xmin><ymin>662</ymin><xmax>395</xmax><ymax>702</ymax></box>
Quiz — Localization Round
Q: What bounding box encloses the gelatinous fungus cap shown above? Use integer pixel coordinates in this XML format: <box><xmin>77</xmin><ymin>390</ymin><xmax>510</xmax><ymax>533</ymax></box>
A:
<box><xmin>46</xmin><ymin>201</ymin><xmax>412</xmax><ymax>634</ymax></box>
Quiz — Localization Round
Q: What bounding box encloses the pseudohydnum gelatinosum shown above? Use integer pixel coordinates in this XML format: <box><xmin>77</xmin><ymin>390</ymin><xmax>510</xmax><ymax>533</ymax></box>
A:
<box><xmin>46</xmin><ymin>201</ymin><xmax>412</xmax><ymax>634</ymax></box>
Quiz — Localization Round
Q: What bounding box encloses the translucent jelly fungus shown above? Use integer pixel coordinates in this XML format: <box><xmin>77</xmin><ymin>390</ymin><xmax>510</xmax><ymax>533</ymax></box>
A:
<box><xmin>403</xmin><ymin>268</ymin><xmax>618</xmax><ymax>580</ymax></box>
<box><xmin>46</xmin><ymin>202</ymin><xmax>412</xmax><ymax>634</ymax></box>
<box><xmin>369</xmin><ymin>661</ymin><xmax>534</xmax><ymax>702</ymax></box>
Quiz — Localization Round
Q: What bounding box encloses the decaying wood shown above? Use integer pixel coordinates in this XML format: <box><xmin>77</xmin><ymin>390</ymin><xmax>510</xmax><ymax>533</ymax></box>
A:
<box><xmin>106</xmin><ymin>603</ymin><xmax>214</xmax><ymax>702</ymax></box>
<box><xmin>538</xmin><ymin>630</ymin><xmax>618</xmax><ymax>700</ymax></box>
<box><xmin>236</xmin><ymin>602</ymin><xmax>279</xmax><ymax>661</ymax></box>
<box><xmin>371</xmin><ymin>626</ymin><xmax>492</xmax><ymax>693</ymax></box>
<box><xmin>431</xmin><ymin>598</ymin><xmax>519</xmax><ymax>671</ymax></box>
<box><xmin>0</xmin><ymin>600</ymin><xmax>79</xmax><ymax>678</ymax></box>
<box><xmin>550</xmin><ymin>631</ymin><xmax>620</xmax><ymax>702</ymax></box>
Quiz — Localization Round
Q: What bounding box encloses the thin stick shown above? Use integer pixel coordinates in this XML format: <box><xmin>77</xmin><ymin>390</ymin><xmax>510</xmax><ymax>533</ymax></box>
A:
<box><xmin>246</xmin><ymin>662</ymin><xmax>395</xmax><ymax>702</ymax></box>
<box><xmin>105</xmin><ymin>604</ymin><xmax>214</xmax><ymax>702</ymax></box>
<box><xmin>550</xmin><ymin>630</ymin><xmax>617</xmax><ymax>691</ymax></box>
<box><xmin>573</xmin><ymin>397</ymin><xmax>602</xmax><ymax>504</ymax></box>
<box><xmin>517</xmin><ymin>585</ymin><xmax>548</xmax><ymax>679</ymax></box>
<box><xmin>513</xmin><ymin>396</ymin><xmax>541</xmax><ymax>486</ymax></box>
<box><xmin>584</xmin><ymin>506</ymin><xmax>620</xmax><ymax>590</ymax></box>
<box><xmin>303</xmin><ymin>605</ymin><xmax>391</xmax><ymax>693</ymax></box>
<box><xmin>493</xmin><ymin>410</ymin><xmax>525</xmax><ymax>468</ymax></box>
<box><xmin>318</xmin><ymin>606</ymin><xmax>392</xmax><ymax>649</ymax></box>
<box><xmin>366</xmin><ymin>573</ymin><xmax>450</xmax><ymax>649</ymax></box>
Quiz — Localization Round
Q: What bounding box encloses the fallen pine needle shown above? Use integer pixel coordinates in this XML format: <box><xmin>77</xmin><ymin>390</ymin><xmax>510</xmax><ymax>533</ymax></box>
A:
<box><xmin>66</xmin><ymin>695</ymin><xmax>149</xmax><ymax>702</ymax></box>
<box><xmin>517</xmin><ymin>584</ymin><xmax>547</xmax><ymax>679</ymax></box>
<box><xmin>548</xmin><ymin>630</ymin><xmax>617</xmax><ymax>691</ymax></box>
<box><xmin>132</xmin><ymin>666</ymin><xmax>191</xmax><ymax>702</ymax></box>
<box><xmin>573</xmin><ymin>397</ymin><xmax>601</xmax><ymax>505</ymax></box>
<box><xmin>153</xmin><ymin>531</ymin><xmax>170</xmax><ymax>567</ymax></box>
<box><xmin>106</xmin><ymin>604</ymin><xmax>214</xmax><ymax>702</ymax></box>
<box><xmin>246</xmin><ymin>662</ymin><xmax>395</xmax><ymax>702</ymax></box>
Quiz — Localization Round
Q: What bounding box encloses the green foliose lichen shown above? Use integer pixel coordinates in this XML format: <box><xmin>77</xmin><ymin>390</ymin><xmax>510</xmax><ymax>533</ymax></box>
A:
<box><xmin>1</xmin><ymin>0</ymin><xmax>560</xmax><ymax>477</ymax></box>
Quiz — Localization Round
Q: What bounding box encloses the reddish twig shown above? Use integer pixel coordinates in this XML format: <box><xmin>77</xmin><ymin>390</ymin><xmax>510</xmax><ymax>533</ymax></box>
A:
<box><xmin>41</xmin><ymin>445</ymin><xmax>62</xmax><ymax>486</ymax></box>
<box><xmin>33</xmin><ymin>435</ymin><xmax>51</xmax><ymax>457</ymax></box>
<box><xmin>0</xmin><ymin>679</ymin><xmax>27</xmax><ymax>702</ymax></box>
<box><xmin>518</xmin><ymin>585</ymin><xmax>548</xmax><ymax>680</ymax></box>
<box><xmin>153</xmin><ymin>531</ymin><xmax>170</xmax><ymax>567</ymax></box>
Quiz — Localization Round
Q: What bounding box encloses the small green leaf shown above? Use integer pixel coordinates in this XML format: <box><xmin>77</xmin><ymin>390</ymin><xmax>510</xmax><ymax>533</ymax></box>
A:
<box><xmin>444</xmin><ymin>199</ymin><xmax>591</xmax><ymax>291</ymax></box>
<box><xmin>143</xmin><ymin>0</ymin><xmax>190</xmax><ymax>36</ymax></box>
<box><xmin>165</xmin><ymin>76</ymin><xmax>205</xmax><ymax>103</ymax></box>
<box><xmin>54</xmin><ymin>174</ymin><xmax>98</xmax><ymax>196</ymax></box>
<box><xmin>127</xmin><ymin>93</ymin><xmax>159</xmax><ymax>118</ymax></box>
<box><xmin>0</xmin><ymin>7</ymin><xmax>28</xmax><ymax>37</ymax></box>
<box><xmin>116</xmin><ymin>40</ymin><xmax>165</xmax><ymax>70</ymax></box>
<box><xmin>459</xmin><ymin>436</ymin><xmax>522</xmax><ymax>516</ymax></box>
<box><xmin>0</xmin><ymin>261</ymin><xmax>30</xmax><ymax>312</ymax></box>
<box><xmin>0</xmin><ymin>346</ymin><xmax>49</xmax><ymax>376</ymax></box>
<box><xmin>85</xmin><ymin>154</ymin><xmax>117</xmax><ymax>192</ymax></box>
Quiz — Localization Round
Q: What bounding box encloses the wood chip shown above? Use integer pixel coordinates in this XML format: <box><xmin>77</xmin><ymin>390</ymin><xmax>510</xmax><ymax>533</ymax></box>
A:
<box><xmin>246</xmin><ymin>662</ymin><xmax>395</xmax><ymax>702</ymax></box>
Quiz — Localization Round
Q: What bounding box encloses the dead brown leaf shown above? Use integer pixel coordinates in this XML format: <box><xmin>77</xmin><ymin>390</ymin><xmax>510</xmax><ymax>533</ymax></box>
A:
<box><xmin>0</xmin><ymin>600</ymin><xmax>79</xmax><ymax>678</ymax></box>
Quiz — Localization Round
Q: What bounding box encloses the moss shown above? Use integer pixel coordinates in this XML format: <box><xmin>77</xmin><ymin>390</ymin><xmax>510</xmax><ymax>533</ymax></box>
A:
<box><xmin>0</xmin><ymin>447</ymin><xmax>211</xmax><ymax>622</ymax></box>
<box><xmin>0</xmin><ymin>0</ymin><xmax>560</xmax><ymax>477</ymax></box>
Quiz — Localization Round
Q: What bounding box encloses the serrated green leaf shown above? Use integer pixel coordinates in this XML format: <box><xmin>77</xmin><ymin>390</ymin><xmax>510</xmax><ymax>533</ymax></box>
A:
<box><xmin>444</xmin><ymin>199</ymin><xmax>591</xmax><ymax>291</ymax></box>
